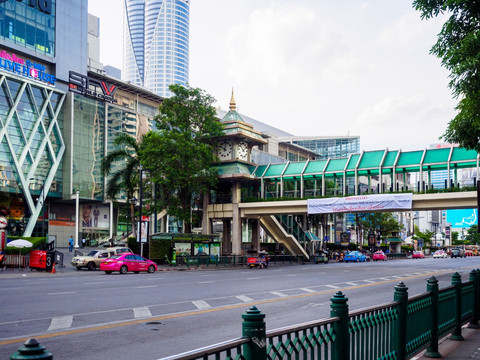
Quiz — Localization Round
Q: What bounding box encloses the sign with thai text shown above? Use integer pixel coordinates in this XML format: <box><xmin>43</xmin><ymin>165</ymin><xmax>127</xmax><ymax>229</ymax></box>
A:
<box><xmin>307</xmin><ymin>193</ymin><xmax>413</xmax><ymax>214</ymax></box>
<box><xmin>0</xmin><ymin>50</ymin><xmax>56</xmax><ymax>85</ymax></box>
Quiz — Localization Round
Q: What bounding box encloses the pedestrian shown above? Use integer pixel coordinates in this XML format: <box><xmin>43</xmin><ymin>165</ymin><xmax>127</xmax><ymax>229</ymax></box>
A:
<box><xmin>82</xmin><ymin>238</ymin><xmax>86</xmax><ymax>248</ymax></box>
<box><xmin>68</xmin><ymin>236</ymin><xmax>74</xmax><ymax>252</ymax></box>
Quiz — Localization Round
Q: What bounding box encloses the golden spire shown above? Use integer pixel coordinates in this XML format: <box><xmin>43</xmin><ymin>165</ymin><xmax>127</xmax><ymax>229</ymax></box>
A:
<box><xmin>229</xmin><ymin>88</ymin><xmax>236</xmax><ymax>110</ymax></box>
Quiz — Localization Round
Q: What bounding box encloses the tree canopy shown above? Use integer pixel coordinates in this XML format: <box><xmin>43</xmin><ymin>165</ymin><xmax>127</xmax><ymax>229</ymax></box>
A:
<box><xmin>413</xmin><ymin>1</ymin><xmax>480</xmax><ymax>151</ymax></box>
<box><xmin>141</xmin><ymin>84</ymin><xmax>225</xmax><ymax>233</ymax></box>
<box><xmin>358</xmin><ymin>212</ymin><xmax>403</xmax><ymax>241</ymax></box>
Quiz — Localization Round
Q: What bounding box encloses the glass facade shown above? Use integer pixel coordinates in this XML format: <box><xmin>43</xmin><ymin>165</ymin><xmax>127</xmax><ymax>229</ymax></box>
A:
<box><xmin>0</xmin><ymin>72</ymin><xmax>65</xmax><ymax>236</ymax></box>
<box><xmin>123</xmin><ymin>0</ymin><xmax>189</xmax><ymax>97</ymax></box>
<box><xmin>72</xmin><ymin>94</ymin><xmax>105</xmax><ymax>200</ymax></box>
<box><xmin>0</xmin><ymin>0</ymin><xmax>56</xmax><ymax>56</ymax></box>
<box><xmin>282</xmin><ymin>137</ymin><xmax>360</xmax><ymax>159</ymax></box>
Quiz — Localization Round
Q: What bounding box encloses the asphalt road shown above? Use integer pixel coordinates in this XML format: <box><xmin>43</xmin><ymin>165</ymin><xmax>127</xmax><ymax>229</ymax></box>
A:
<box><xmin>1</xmin><ymin>256</ymin><xmax>479</xmax><ymax>360</ymax></box>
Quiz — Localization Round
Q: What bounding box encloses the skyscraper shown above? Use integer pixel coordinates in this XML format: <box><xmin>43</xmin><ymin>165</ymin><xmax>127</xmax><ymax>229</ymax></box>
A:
<box><xmin>123</xmin><ymin>0</ymin><xmax>189</xmax><ymax>97</ymax></box>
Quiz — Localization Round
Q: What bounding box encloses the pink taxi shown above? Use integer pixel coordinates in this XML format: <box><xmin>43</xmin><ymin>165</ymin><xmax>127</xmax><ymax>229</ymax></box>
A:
<box><xmin>100</xmin><ymin>253</ymin><xmax>157</xmax><ymax>274</ymax></box>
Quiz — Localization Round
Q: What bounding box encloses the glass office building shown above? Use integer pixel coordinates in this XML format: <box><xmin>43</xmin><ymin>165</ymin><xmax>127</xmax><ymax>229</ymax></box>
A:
<box><xmin>123</xmin><ymin>0</ymin><xmax>189</xmax><ymax>97</ymax></box>
<box><xmin>279</xmin><ymin>136</ymin><xmax>360</xmax><ymax>159</ymax></box>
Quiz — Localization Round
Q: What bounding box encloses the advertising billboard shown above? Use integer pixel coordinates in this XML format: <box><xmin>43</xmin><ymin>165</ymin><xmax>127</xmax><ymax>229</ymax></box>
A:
<box><xmin>446</xmin><ymin>209</ymin><xmax>477</xmax><ymax>229</ymax></box>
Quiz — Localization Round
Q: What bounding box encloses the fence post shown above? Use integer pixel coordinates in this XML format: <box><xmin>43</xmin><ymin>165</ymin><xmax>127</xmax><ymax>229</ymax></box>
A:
<box><xmin>10</xmin><ymin>338</ymin><xmax>53</xmax><ymax>359</ymax></box>
<box><xmin>242</xmin><ymin>306</ymin><xmax>267</xmax><ymax>360</ymax></box>
<box><xmin>468</xmin><ymin>269</ymin><xmax>479</xmax><ymax>329</ymax></box>
<box><xmin>450</xmin><ymin>272</ymin><xmax>464</xmax><ymax>341</ymax></box>
<box><xmin>330</xmin><ymin>291</ymin><xmax>349</xmax><ymax>360</ymax></box>
<box><xmin>424</xmin><ymin>276</ymin><xmax>441</xmax><ymax>358</ymax></box>
<box><xmin>394</xmin><ymin>281</ymin><xmax>408</xmax><ymax>360</ymax></box>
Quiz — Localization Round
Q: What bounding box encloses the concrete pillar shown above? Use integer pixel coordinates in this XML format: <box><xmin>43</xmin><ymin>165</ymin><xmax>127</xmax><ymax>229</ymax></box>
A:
<box><xmin>222</xmin><ymin>219</ymin><xmax>232</xmax><ymax>254</ymax></box>
<box><xmin>251</xmin><ymin>219</ymin><xmax>261</xmax><ymax>251</ymax></box>
<box><xmin>201</xmin><ymin>192</ymin><xmax>211</xmax><ymax>234</ymax></box>
<box><xmin>232</xmin><ymin>182</ymin><xmax>242</xmax><ymax>255</ymax></box>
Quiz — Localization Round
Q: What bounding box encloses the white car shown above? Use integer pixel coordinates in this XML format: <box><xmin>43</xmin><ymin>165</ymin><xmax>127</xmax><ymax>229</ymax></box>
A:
<box><xmin>433</xmin><ymin>250</ymin><xmax>448</xmax><ymax>259</ymax></box>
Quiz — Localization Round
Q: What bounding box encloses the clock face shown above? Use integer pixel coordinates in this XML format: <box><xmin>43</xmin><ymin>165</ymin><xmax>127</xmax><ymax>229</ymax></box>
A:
<box><xmin>238</xmin><ymin>141</ymin><xmax>248</xmax><ymax>160</ymax></box>
<box><xmin>218</xmin><ymin>141</ymin><xmax>233</xmax><ymax>160</ymax></box>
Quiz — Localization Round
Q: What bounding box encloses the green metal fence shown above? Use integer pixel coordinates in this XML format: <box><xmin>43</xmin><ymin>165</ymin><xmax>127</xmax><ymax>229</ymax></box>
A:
<box><xmin>157</xmin><ymin>270</ymin><xmax>480</xmax><ymax>360</ymax></box>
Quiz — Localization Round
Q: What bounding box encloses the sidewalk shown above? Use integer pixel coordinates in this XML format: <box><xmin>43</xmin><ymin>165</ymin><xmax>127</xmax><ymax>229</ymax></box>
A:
<box><xmin>413</xmin><ymin>325</ymin><xmax>480</xmax><ymax>359</ymax></box>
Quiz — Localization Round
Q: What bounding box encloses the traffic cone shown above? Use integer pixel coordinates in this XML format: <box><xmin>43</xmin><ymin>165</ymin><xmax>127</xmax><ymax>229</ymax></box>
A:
<box><xmin>51</xmin><ymin>262</ymin><xmax>56</xmax><ymax>274</ymax></box>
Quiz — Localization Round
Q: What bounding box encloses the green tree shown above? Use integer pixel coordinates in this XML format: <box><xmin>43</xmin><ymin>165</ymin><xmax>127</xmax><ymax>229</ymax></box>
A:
<box><xmin>359</xmin><ymin>212</ymin><xmax>403</xmax><ymax>242</ymax></box>
<box><xmin>451</xmin><ymin>231</ymin><xmax>461</xmax><ymax>245</ymax></box>
<box><xmin>413</xmin><ymin>225</ymin><xmax>434</xmax><ymax>247</ymax></box>
<box><xmin>101</xmin><ymin>133</ymin><xmax>144</xmax><ymax>235</ymax></box>
<box><xmin>141</xmin><ymin>84</ymin><xmax>225</xmax><ymax>233</ymax></box>
<box><xmin>413</xmin><ymin>1</ymin><xmax>480</xmax><ymax>150</ymax></box>
<box><xmin>465</xmin><ymin>225</ymin><xmax>480</xmax><ymax>245</ymax></box>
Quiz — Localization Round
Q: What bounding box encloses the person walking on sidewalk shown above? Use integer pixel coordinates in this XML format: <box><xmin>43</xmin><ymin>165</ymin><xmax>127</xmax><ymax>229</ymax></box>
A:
<box><xmin>68</xmin><ymin>236</ymin><xmax>74</xmax><ymax>252</ymax></box>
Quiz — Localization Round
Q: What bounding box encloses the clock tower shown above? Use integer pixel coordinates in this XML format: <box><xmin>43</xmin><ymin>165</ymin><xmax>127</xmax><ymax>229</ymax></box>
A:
<box><xmin>216</xmin><ymin>90</ymin><xmax>267</xmax><ymax>163</ymax></box>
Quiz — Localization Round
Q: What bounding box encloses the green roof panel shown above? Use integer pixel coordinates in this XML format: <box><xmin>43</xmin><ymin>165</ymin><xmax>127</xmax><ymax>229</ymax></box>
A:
<box><xmin>346</xmin><ymin>154</ymin><xmax>360</xmax><ymax>171</ymax></box>
<box><xmin>304</xmin><ymin>160</ymin><xmax>328</xmax><ymax>175</ymax></box>
<box><xmin>264</xmin><ymin>163</ymin><xmax>287</xmax><ymax>178</ymax></box>
<box><xmin>283</xmin><ymin>162</ymin><xmax>306</xmax><ymax>176</ymax></box>
<box><xmin>359</xmin><ymin>150</ymin><xmax>385</xmax><ymax>169</ymax></box>
<box><xmin>325</xmin><ymin>158</ymin><xmax>348</xmax><ymax>174</ymax></box>
<box><xmin>383</xmin><ymin>150</ymin><xmax>399</xmax><ymax>167</ymax></box>
<box><xmin>451</xmin><ymin>147</ymin><xmax>478</xmax><ymax>163</ymax></box>
<box><xmin>396</xmin><ymin>150</ymin><xmax>425</xmax><ymax>167</ymax></box>
<box><xmin>424</xmin><ymin>148</ymin><xmax>451</xmax><ymax>164</ymax></box>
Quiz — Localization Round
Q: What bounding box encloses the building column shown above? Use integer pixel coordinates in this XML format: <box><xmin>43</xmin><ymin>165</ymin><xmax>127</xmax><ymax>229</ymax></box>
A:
<box><xmin>222</xmin><ymin>219</ymin><xmax>232</xmax><ymax>254</ymax></box>
<box><xmin>202</xmin><ymin>192</ymin><xmax>211</xmax><ymax>234</ymax></box>
<box><xmin>232</xmin><ymin>182</ymin><xmax>242</xmax><ymax>255</ymax></box>
<box><xmin>251</xmin><ymin>219</ymin><xmax>261</xmax><ymax>252</ymax></box>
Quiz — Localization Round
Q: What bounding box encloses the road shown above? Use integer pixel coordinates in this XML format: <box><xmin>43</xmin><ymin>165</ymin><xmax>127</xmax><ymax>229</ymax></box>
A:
<box><xmin>1</xmin><ymin>256</ymin><xmax>479</xmax><ymax>359</ymax></box>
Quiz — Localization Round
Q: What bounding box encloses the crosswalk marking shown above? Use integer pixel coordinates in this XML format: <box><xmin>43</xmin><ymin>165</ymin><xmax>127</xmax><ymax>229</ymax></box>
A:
<box><xmin>192</xmin><ymin>300</ymin><xmax>211</xmax><ymax>309</ymax></box>
<box><xmin>300</xmin><ymin>288</ymin><xmax>317</xmax><ymax>293</ymax></box>
<box><xmin>345</xmin><ymin>282</ymin><xmax>358</xmax><ymax>286</ymax></box>
<box><xmin>236</xmin><ymin>295</ymin><xmax>254</xmax><ymax>302</ymax></box>
<box><xmin>270</xmin><ymin>291</ymin><xmax>288</xmax><ymax>297</ymax></box>
<box><xmin>48</xmin><ymin>315</ymin><xmax>73</xmax><ymax>331</ymax></box>
<box><xmin>325</xmin><ymin>285</ymin><xmax>340</xmax><ymax>289</ymax></box>
<box><xmin>133</xmin><ymin>307</ymin><xmax>152</xmax><ymax>318</ymax></box>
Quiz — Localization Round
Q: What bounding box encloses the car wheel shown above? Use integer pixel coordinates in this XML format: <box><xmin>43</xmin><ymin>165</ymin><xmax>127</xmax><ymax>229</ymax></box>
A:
<box><xmin>120</xmin><ymin>265</ymin><xmax>128</xmax><ymax>274</ymax></box>
<box><xmin>356</xmin><ymin>258</ymin><xmax>359</xmax><ymax>262</ymax></box>
<box><xmin>148</xmin><ymin>265</ymin><xmax>155</xmax><ymax>273</ymax></box>
<box><xmin>87</xmin><ymin>262</ymin><xmax>96</xmax><ymax>271</ymax></box>
<box><xmin>76</xmin><ymin>267</ymin><xmax>82</xmax><ymax>271</ymax></box>
<box><xmin>105</xmin><ymin>270</ymin><xmax>112</xmax><ymax>274</ymax></box>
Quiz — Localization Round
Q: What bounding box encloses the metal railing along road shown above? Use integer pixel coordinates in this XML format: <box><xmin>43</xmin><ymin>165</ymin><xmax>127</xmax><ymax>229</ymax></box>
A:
<box><xmin>159</xmin><ymin>270</ymin><xmax>480</xmax><ymax>360</ymax></box>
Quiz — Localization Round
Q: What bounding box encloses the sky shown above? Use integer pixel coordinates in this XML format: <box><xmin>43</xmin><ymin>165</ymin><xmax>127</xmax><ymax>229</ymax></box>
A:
<box><xmin>88</xmin><ymin>0</ymin><xmax>456</xmax><ymax>152</ymax></box>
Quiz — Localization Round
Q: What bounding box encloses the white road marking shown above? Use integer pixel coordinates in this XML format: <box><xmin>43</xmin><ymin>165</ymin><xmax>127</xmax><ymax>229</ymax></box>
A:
<box><xmin>287</xmin><ymin>275</ymin><xmax>296</xmax><ymax>277</ymax></box>
<box><xmin>247</xmin><ymin>277</ymin><xmax>261</xmax><ymax>280</ymax></box>
<box><xmin>317</xmin><ymin>272</ymin><xmax>326</xmax><ymax>275</ymax></box>
<box><xmin>325</xmin><ymin>285</ymin><xmax>339</xmax><ymax>289</ymax></box>
<box><xmin>379</xmin><ymin>277</ymin><xmax>390</xmax><ymax>281</ymax></box>
<box><xmin>363</xmin><ymin>280</ymin><xmax>375</xmax><ymax>283</ymax></box>
<box><xmin>345</xmin><ymin>282</ymin><xmax>358</xmax><ymax>286</ymax></box>
<box><xmin>136</xmin><ymin>285</ymin><xmax>157</xmax><ymax>289</ymax></box>
<box><xmin>197</xmin><ymin>281</ymin><xmax>214</xmax><ymax>284</ymax></box>
<box><xmin>47</xmin><ymin>291</ymin><xmax>76</xmax><ymax>296</ymax></box>
<box><xmin>48</xmin><ymin>315</ymin><xmax>73</xmax><ymax>331</ymax></box>
<box><xmin>192</xmin><ymin>300</ymin><xmax>211</xmax><ymax>309</ymax></box>
<box><xmin>133</xmin><ymin>307</ymin><xmax>152</xmax><ymax>318</ymax></box>
<box><xmin>300</xmin><ymin>288</ymin><xmax>317</xmax><ymax>293</ymax></box>
<box><xmin>270</xmin><ymin>291</ymin><xmax>288</xmax><ymax>297</ymax></box>
<box><xmin>236</xmin><ymin>295</ymin><xmax>253</xmax><ymax>302</ymax></box>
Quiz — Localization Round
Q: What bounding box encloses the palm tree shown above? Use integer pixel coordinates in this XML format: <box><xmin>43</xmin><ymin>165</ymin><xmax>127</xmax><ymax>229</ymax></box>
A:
<box><xmin>101</xmin><ymin>133</ymin><xmax>142</xmax><ymax>236</ymax></box>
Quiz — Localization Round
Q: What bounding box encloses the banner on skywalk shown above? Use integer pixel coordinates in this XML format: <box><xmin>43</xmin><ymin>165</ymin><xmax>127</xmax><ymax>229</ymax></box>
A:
<box><xmin>307</xmin><ymin>193</ymin><xmax>413</xmax><ymax>214</ymax></box>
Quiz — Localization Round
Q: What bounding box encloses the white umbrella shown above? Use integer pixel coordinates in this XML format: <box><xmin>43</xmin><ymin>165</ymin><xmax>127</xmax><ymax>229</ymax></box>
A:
<box><xmin>7</xmin><ymin>239</ymin><xmax>33</xmax><ymax>249</ymax></box>
<box><xmin>7</xmin><ymin>239</ymin><xmax>33</xmax><ymax>256</ymax></box>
